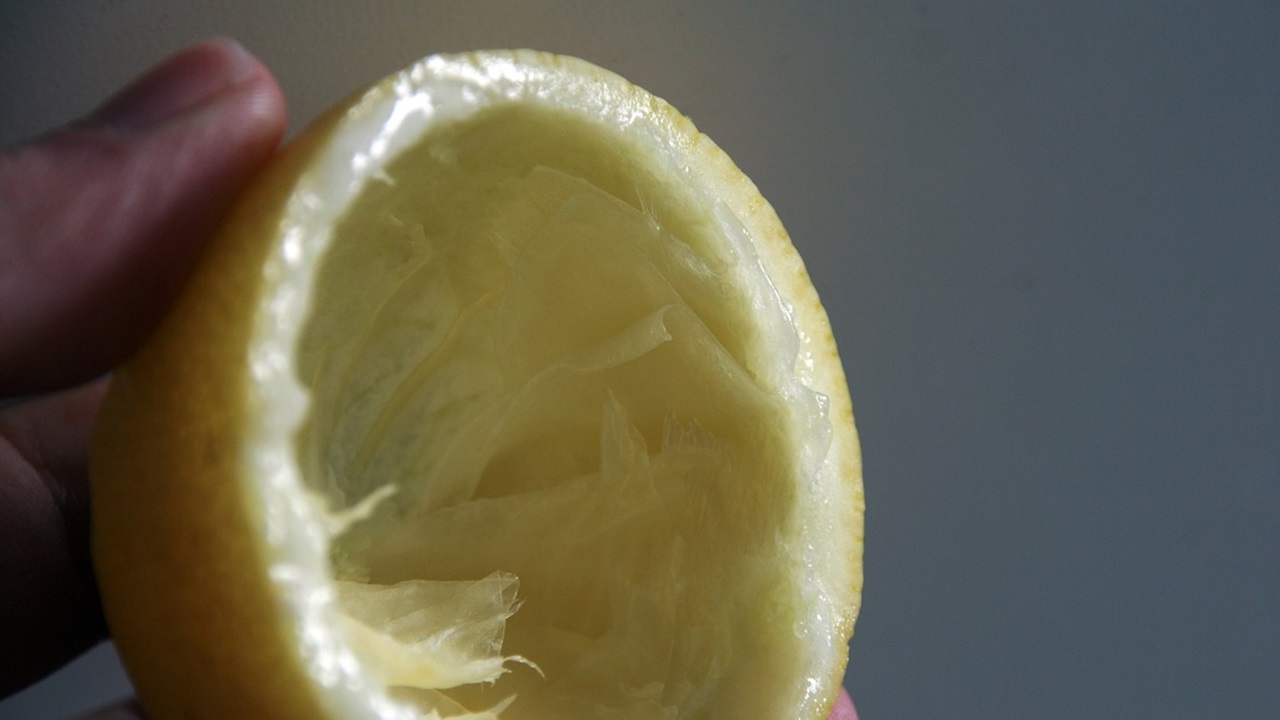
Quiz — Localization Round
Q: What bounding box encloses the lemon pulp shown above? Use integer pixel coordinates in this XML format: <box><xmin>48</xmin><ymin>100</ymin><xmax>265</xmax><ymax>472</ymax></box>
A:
<box><xmin>290</xmin><ymin>102</ymin><xmax>831</xmax><ymax>718</ymax></box>
<box><xmin>91</xmin><ymin>51</ymin><xmax>859</xmax><ymax>720</ymax></box>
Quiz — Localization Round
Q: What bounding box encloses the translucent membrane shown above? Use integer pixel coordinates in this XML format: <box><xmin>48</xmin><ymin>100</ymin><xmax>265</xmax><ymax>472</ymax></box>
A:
<box><xmin>296</xmin><ymin>105</ymin><xmax>809</xmax><ymax>719</ymax></box>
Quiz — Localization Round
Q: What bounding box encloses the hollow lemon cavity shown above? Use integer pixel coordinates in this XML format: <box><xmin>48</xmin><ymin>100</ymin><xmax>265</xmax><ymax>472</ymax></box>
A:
<box><xmin>92</xmin><ymin>51</ymin><xmax>860</xmax><ymax>720</ymax></box>
<box><xmin>293</xmin><ymin>104</ymin><xmax>827</xmax><ymax>718</ymax></box>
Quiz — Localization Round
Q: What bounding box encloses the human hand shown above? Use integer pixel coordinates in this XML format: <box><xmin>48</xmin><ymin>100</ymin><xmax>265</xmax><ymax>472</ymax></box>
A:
<box><xmin>0</xmin><ymin>39</ymin><xmax>857</xmax><ymax>720</ymax></box>
<box><xmin>0</xmin><ymin>37</ymin><xmax>285</xmax><ymax>713</ymax></box>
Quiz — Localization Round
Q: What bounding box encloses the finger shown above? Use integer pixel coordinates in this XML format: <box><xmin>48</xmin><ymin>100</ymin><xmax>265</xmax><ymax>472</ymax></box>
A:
<box><xmin>0</xmin><ymin>39</ymin><xmax>285</xmax><ymax>698</ymax></box>
<box><xmin>0</xmin><ymin>381</ymin><xmax>107</xmax><ymax>696</ymax></box>
<box><xmin>829</xmin><ymin>687</ymin><xmax>858</xmax><ymax>720</ymax></box>
<box><xmin>0</xmin><ymin>38</ymin><xmax>286</xmax><ymax>395</ymax></box>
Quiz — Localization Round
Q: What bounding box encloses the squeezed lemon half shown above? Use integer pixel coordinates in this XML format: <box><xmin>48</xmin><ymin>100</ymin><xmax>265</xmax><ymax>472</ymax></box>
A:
<box><xmin>92</xmin><ymin>50</ymin><xmax>862</xmax><ymax>720</ymax></box>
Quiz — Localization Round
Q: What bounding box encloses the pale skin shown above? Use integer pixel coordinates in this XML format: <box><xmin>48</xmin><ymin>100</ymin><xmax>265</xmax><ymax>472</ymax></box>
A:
<box><xmin>0</xmin><ymin>40</ymin><xmax>858</xmax><ymax>720</ymax></box>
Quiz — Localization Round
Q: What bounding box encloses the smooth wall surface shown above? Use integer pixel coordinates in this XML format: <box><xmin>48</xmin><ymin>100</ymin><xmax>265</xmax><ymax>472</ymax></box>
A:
<box><xmin>2</xmin><ymin>2</ymin><xmax>1277</xmax><ymax>718</ymax></box>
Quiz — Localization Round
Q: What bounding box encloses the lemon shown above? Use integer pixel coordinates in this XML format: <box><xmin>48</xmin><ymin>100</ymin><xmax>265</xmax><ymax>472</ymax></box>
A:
<box><xmin>91</xmin><ymin>50</ymin><xmax>863</xmax><ymax>720</ymax></box>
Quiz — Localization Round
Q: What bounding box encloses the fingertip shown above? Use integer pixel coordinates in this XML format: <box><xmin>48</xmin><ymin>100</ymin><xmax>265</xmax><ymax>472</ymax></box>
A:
<box><xmin>830</xmin><ymin>687</ymin><xmax>858</xmax><ymax>720</ymax></box>
<box><xmin>0</xmin><ymin>39</ymin><xmax>286</xmax><ymax>394</ymax></box>
<box><xmin>205</xmin><ymin>38</ymin><xmax>288</xmax><ymax>152</ymax></box>
<box><xmin>88</xmin><ymin>38</ymin><xmax>285</xmax><ymax>137</ymax></box>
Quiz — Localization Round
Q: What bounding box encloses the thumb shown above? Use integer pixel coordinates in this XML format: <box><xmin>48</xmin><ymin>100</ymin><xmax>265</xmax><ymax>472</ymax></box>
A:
<box><xmin>0</xmin><ymin>38</ymin><xmax>286</xmax><ymax>395</ymax></box>
<box><xmin>0</xmin><ymin>39</ymin><xmax>285</xmax><ymax>699</ymax></box>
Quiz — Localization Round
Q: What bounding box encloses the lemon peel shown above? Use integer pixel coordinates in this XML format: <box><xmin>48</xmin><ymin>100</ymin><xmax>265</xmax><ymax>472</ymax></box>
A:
<box><xmin>92</xmin><ymin>50</ymin><xmax>862</xmax><ymax>720</ymax></box>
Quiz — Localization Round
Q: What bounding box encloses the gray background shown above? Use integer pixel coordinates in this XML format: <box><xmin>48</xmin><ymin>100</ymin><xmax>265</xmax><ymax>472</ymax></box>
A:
<box><xmin>2</xmin><ymin>2</ymin><xmax>1277</xmax><ymax>718</ymax></box>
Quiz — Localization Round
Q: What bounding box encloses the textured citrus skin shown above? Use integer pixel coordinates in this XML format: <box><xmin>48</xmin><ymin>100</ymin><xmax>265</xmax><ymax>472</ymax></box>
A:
<box><xmin>91</xmin><ymin>103</ymin><xmax>348</xmax><ymax>720</ymax></box>
<box><xmin>91</xmin><ymin>51</ymin><xmax>862</xmax><ymax>720</ymax></box>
